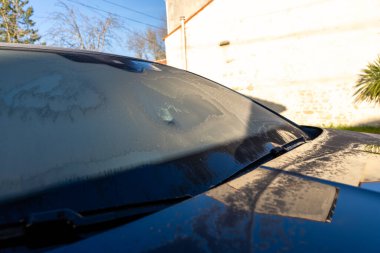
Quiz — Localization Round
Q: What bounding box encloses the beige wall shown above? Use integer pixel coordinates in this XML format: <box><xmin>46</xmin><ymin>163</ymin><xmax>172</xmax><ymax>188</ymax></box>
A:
<box><xmin>165</xmin><ymin>0</ymin><xmax>380</xmax><ymax>126</ymax></box>
<box><xmin>165</xmin><ymin>0</ymin><xmax>209</xmax><ymax>32</ymax></box>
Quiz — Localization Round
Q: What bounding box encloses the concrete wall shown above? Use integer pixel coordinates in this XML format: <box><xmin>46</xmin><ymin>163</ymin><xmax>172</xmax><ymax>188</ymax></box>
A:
<box><xmin>165</xmin><ymin>0</ymin><xmax>380</xmax><ymax>126</ymax></box>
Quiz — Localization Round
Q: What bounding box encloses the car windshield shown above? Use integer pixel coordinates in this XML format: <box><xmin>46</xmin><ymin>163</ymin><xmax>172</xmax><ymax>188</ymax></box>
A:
<box><xmin>0</xmin><ymin>47</ymin><xmax>308</xmax><ymax>226</ymax></box>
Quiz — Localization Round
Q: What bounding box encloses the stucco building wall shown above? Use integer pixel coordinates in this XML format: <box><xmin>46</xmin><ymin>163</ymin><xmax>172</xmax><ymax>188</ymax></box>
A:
<box><xmin>165</xmin><ymin>0</ymin><xmax>380</xmax><ymax>126</ymax></box>
<box><xmin>165</xmin><ymin>0</ymin><xmax>209</xmax><ymax>31</ymax></box>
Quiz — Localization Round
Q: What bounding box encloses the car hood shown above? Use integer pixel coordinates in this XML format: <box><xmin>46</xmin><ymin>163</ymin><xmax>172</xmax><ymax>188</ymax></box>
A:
<box><xmin>264</xmin><ymin>128</ymin><xmax>380</xmax><ymax>188</ymax></box>
<box><xmin>48</xmin><ymin>129</ymin><xmax>380</xmax><ymax>253</ymax></box>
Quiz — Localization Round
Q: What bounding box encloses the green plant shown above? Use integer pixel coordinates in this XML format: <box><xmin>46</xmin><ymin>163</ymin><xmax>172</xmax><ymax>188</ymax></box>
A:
<box><xmin>328</xmin><ymin>125</ymin><xmax>380</xmax><ymax>134</ymax></box>
<box><xmin>354</xmin><ymin>56</ymin><xmax>380</xmax><ymax>104</ymax></box>
<box><xmin>0</xmin><ymin>0</ymin><xmax>40</xmax><ymax>44</ymax></box>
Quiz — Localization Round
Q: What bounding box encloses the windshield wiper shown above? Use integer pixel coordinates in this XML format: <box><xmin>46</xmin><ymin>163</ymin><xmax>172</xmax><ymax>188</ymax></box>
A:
<box><xmin>214</xmin><ymin>136</ymin><xmax>307</xmax><ymax>187</ymax></box>
<box><xmin>281</xmin><ymin>136</ymin><xmax>307</xmax><ymax>152</ymax></box>
<box><xmin>0</xmin><ymin>195</ymin><xmax>191</xmax><ymax>248</ymax></box>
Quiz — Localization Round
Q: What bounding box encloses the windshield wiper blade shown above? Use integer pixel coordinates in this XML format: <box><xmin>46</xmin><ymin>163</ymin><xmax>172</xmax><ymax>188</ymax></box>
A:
<box><xmin>213</xmin><ymin>136</ymin><xmax>307</xmax><ymax>187</ymax></box>
<box><xmin>282</xmin><ymin>136</ymin><xmax>307</xmax><ymax>152</ymax></box>
<box><xmin>0</xmin><ymin>195</ymin><xmax>191</xmax><ymax>248</ymax></box>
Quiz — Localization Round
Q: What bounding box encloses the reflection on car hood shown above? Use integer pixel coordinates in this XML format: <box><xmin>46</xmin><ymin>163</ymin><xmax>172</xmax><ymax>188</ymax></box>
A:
<box><xmin>48</xmin><ymin>129</ymin><xmax>380</xmax><ymax>253</ymax></box>
<box><xmin>264</xmin><ymin>128</ymin><xmax>380</xmax><ymax>188</ymax></box>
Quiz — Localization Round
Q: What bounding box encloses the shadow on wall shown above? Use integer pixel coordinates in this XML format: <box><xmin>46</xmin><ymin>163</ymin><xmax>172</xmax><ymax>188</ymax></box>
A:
<box><xmin>247</xmin><ymin>96</ymin><xmax>287</xmax><ymax>114</ymax></box>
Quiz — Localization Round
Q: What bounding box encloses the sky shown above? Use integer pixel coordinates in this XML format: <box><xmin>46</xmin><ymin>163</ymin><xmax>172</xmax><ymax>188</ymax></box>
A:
<box><xmin>28</xmin><ymin>0</ymin><xmax>167</xmax><ymax>56</ymax></box>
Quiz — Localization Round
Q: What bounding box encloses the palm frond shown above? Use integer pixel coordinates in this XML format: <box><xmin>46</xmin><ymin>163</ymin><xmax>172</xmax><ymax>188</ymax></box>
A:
<box><xmin>354</xmin><ymin>56</ymin><xmax>380</xmax><ymax>104</ymax></box>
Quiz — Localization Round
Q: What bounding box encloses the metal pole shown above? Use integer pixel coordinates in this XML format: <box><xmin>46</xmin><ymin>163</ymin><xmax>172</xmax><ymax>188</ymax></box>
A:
<box><xmin>180</xmin><ymin>16</ymin><xmax>188</xmax><ymax>70</ymax></box>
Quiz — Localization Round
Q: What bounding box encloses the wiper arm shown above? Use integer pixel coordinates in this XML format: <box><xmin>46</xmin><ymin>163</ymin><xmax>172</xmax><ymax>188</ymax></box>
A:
<box><xmin>0</xmin><ymin>195</ymin><xmax>191</xmax><ymax>248</ymax></box>
<box><xmin>214</xmin><ymin>136</ymin><xmax>306</xmax><ymax>187</ymax></box>
<box><xmin>266</xmin><ymin>136</ymin><xmax>307</xmax><ymax>156</ymax></box>
<box><xmin>281</xmin><ymin>136</ymin><xmax>307</xmax><ymax>152</ymax></box>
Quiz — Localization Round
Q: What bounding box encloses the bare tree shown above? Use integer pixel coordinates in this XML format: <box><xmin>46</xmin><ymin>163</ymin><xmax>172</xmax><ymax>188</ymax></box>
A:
<box><xmin>127</xmin><ymin>30</ymin><xmax>148</xmax><ymax>59</ymax></box>
<box><xmin>48</xmin><ymin>2</ymin><xmax>120</xmax><ymax>51</ymax></box>
<box><xmin>127</xmin><ymin>26</ymin><xmax>166</xmax><ymax>61</ymax></box>
<box><xmin>146</xmin><ymin>27</ymin><xmax>166</xmax><ymax>60</ymax></box>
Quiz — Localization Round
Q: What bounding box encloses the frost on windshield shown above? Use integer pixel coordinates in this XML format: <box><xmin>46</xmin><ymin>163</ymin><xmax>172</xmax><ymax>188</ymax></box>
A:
<box><xmin>0</xmin><ymin>50</ymin><xmax>305</xmax><ymax>201</ymax></box>
<box><xmin>3</xmin><ymin>73</ymin><xmax>104</xmax><ymax>120</ymax></box>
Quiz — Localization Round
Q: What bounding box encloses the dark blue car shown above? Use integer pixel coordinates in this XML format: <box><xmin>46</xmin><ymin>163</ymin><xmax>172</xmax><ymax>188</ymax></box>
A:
<box><xmin>1</xmin><ymin>44</ymin><xmax>380</xmax><ymax>252</ymax></box>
